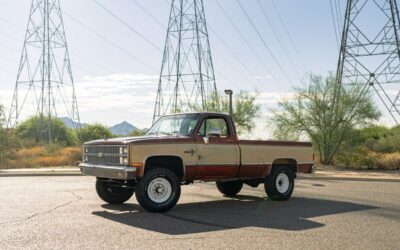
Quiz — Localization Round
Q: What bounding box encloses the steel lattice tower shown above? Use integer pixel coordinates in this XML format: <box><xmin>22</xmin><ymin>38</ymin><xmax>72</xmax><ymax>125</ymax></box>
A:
<box><xmin>336</xmin><ymin>0</ymin><xmax>400</xmax><ymax>124</ymax></box>
<box><xmin>153</xmin><ymin>0</ymin><xmax>218</xmax><ymax>122</ymax></box>
<box><xmin>7</xmin><ymin>0</ymin><xmax>80</xmax><ymax>142</ymax></box>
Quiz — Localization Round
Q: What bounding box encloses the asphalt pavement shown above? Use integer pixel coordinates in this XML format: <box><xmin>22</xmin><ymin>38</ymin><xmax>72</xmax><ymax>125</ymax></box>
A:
<box><xmin>0</xmin><ymin>175</ymin><xmax>399</xmax><ymax>249</ymax></box>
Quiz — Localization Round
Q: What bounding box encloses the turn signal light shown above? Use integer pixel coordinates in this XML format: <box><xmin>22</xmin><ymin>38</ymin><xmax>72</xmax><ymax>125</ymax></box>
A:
<box><xmin>132</xmin><ymin>162</ymin><xmax>143</xmax><ymax>168</ymax></box>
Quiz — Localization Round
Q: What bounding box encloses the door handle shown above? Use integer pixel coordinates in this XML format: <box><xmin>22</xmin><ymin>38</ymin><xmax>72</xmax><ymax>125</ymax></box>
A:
<box><xmin>184</xmin><ymin>149</ymin><xmax>196</xmax><ymax>156</ymax></box>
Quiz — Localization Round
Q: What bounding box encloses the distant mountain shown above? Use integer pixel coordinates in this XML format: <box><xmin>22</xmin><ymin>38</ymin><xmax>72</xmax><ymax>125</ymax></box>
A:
<box><xmin>61</xmin><ymin>117</ymin><xmax>141</xmax><ymax>136</ymax></box>
<box><xmin>60</xmin><ymin>117</ymin><xmax>87</xmax><ymax>129</ymax></box>
<box><xmin>110</xmin><ymin>121</ymin><xmax>140</xmax><ymax>136</ymax></box>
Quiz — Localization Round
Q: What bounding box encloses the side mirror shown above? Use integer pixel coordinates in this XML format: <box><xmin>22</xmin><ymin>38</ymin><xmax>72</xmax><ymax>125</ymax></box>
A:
<box><xmin>207</xmin><ymin>129</ymin><xmax>222</xmax><ymax>138</ymax></box>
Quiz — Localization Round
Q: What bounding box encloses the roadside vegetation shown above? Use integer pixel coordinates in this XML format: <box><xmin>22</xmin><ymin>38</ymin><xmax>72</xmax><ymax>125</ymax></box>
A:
<box><xmin>0</xmin><ymin>103</ymin><xmax>114</xmax><ymax>169</ymax></box>
<box><xmin>1</xmin><ymin>78</ymin><xmax>399</xmax><ymax>170</ymax></box>
<box><xmin>272</xmin><ymin>74</ymin><xmax>399</xmax><ymax>170</ymax></box>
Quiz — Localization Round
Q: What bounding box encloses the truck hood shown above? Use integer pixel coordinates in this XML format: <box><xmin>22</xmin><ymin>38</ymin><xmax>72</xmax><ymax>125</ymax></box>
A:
<box><xmin>84</xmin><ymin>135</ymin><xmax>193</xmax><ymax>145</ymax></box>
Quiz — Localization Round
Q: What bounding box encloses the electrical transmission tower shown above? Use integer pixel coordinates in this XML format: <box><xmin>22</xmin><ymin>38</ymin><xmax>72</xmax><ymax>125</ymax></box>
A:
<box><xmin>7</xmin><ymin>0</ymin><xmax>81</xmax><ymax>142</ymax></box>
<box><xmin>336</xmin><ymin>0</ymin><xmax>400</xmax><ymax>124</ymax></box>
<box><xmin>153</xmin><ymin>0</ymin><xmax>218</xmax><ymax>122</ymax></box>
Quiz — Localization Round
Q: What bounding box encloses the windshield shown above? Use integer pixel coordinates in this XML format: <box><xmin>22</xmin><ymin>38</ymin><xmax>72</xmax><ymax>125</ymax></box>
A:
<box><xmin>146</xmin><ymin>114</ymin><xmax>200</xmax><ymax>136</ymax></box>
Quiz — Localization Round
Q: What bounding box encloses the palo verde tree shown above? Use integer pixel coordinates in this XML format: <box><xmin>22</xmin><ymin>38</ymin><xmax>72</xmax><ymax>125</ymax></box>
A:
<box><xmin>271</xmin><ymin>74</ymin><xmax>380</xmax><ymax>165</ymax></box>
<box><xmin>204</xmin><ymin>91</ymin><xmax>261</xmax><ymax>135</ymax></box>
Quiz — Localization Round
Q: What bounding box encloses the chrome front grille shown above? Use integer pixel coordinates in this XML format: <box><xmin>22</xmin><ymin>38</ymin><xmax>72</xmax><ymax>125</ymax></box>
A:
<box><xmin>83</xmin><ymin>145</ymin><xmax>128</xmax><ymax>166</ymax></box>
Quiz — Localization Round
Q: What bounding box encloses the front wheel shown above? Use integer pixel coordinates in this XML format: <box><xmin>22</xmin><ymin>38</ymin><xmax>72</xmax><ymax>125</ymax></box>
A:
<box><xmin>135</xmin><ymin>167</ymin><xmax>181</xmax><ymax>213</ymax></box>
<box><xmin>96</xmin><ymin>179</ymin><xmax>134</xmax><ymax>204</ymax></box>
<box><xmin>264</xmin><ymin>166</ymin><xmax>294</xmax><ymax>201</ymax></box>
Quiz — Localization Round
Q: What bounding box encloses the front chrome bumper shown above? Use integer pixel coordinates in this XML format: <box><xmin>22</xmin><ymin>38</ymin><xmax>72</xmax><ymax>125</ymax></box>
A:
<box><xmin>79</xmin><ymin>163</ymin><xmax>136</xmax><ymax>180</ymax></box>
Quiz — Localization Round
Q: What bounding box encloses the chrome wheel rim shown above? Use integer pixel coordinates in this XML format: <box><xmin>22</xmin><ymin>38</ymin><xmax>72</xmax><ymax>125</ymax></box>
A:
<box><xmin>276</xmin><ymin>173</ymin><xmax>290</xmax><ymax>194</ymax></box>
<box><xmin>147</xmin><ymin>177</ymin><xmax>172</xmax><ymax>203</ymax></box>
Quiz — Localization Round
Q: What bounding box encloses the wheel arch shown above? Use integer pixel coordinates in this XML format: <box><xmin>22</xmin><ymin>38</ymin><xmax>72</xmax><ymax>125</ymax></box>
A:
<box><xmin>144</xmin><ymin>155</ymin><xmax>185</xmax><ymax>179</ymax></box>
<box><xmin>271</xmin><ymin>158</ymin><xmax>297</xmax><ymax>173</ymax></box>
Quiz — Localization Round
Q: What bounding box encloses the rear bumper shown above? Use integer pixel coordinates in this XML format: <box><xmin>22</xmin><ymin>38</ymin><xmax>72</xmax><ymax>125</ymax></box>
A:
<box><xmin>79</xmin><ymin>163</ymin><xmax>136</xmax><ymax>180</ymax></box>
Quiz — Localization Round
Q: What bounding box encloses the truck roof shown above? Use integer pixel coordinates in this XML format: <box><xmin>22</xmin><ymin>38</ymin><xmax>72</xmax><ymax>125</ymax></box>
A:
<box><xmin>162</xmin><ymin>112</ymin><xmax>230</xmax><ymax>116</ymax></box>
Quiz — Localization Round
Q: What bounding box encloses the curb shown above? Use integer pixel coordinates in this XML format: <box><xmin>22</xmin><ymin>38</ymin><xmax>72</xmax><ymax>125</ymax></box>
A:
<box><xmin>0</xmin><ymin>169</ymin><xmax>82</xmax><ymax>177</ymax></box>
<box><xmin>298</xmin><ymin>174</ymin><xmax>400</xmax><ymax>183</ymax></box>
<box><xmin>0</xmin><ymin>172</ymin><xmax>83</xmax><ymax>177</ymax></box>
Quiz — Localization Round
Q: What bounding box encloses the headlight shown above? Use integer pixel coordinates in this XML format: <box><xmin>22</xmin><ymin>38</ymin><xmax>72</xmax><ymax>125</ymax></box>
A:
<box><xmin>120</xmin><ymin>146</ymin><xmax>128</xmax><ymax>154</ymax></box>
<box><xmin>120</xmin><ymin>157</ymin><xmax>128</xmax><ymax>165</ymax></box>
<box><xmin>84</xmin><ymin>147</ymin><xmax>88</xmax><ymax>153</ymax></box>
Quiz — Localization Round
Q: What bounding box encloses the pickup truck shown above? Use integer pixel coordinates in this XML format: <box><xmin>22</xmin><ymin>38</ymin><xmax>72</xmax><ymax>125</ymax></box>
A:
<box><xmin>80</xmin><ymin>112</ymin><xmax>314</xmax><ymax>212</ymax></box>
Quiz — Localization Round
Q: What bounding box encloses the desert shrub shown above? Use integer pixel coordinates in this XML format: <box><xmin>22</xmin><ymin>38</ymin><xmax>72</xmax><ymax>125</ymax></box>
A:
<box><xmin>335</xmin><ymin>146</ymin><xmax>374</xmax><ymax>169</ymax></box>
<box><xmin>79</xmin><ymin>124</ymin><xmax>112</xmax><ymax>142</ymax></box>
<box><xmin>16</xmin><ymin>116</ymin><xmax>78</xmax><ymax>146</ymax></box>
<box><xmin>130</xmin><ymin>130</ymin><xmax>146</xmax><ymax>136</ymax></box>
<box><xmin>0</xmin><ymin>104</ymin><xmax>19</xmax><ymax>168</ymax></box>
<box><xmin>362</xmin><ymin>127</ymin><xmax>400</xmax><ymax>153</ymax></box>
<box><xmin>359</xmin><ymin>126</ymin><xmax>390</xmax><ymax>141</ymax></box>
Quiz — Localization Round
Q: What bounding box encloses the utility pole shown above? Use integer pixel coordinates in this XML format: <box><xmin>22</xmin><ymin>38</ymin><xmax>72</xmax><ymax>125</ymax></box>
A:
<box><xmin>7</xmin><ymin>0</ymin><xmax>81</xmax><ymax>143</ymax></box>
<box><xmin>335</xmin><ymin>0</ymin><xmax>400</xmax><ymax>124</ymax></box>
<box><xmin>153</xmin><ymin>0</ymin><xmax>219</xmax><ymax>123</ymax></box>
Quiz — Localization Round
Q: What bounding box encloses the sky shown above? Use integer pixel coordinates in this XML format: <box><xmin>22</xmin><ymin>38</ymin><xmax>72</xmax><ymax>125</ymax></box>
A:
<box><xmin>0</xmin><ymin>0</ymin><xmax>397</xmax><ymax>138</ymax></box>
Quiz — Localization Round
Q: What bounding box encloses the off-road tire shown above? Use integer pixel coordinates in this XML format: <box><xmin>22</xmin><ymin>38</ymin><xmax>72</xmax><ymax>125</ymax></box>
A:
<box><xmin>216</xmin><ymin>181</ymin><xmax>243</xmax><ymax>196</ymax></box>
<box><xmin>135</xmin><ymin>167</ymin><xmax>181</xmax><ymax>213</ymax></box>
<box><xmin>96</xmin><ymin>179</ymin><xmax>134</xmax><ymax>204</ymax></box>
<box><xmin>264</xmin><ymin>166</ymin><xmax>295</xmax><ymax>201</ymax></box>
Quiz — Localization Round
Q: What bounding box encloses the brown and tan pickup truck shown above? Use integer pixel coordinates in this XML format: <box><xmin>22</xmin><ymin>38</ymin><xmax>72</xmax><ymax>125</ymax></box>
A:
<box><xmin>80</xmin><ymin>112</ymin><xmax>314</xmax><ymax>212</ymax></box>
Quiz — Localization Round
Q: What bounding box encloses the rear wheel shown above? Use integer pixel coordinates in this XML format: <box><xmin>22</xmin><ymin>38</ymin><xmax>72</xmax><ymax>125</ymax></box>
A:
<box><xmin>264</xmin><ymin>166</ymin><xmax>294</xmax><ymax>201</ymax></box>
<box><xmin>216</xmin><ymin>181</ymin><xmax>243</xmax><ymax>196</ymax></box>
<box><xmin>135</xmin><ymin>167</ymin><xmax>181</xmax><ymax>212</ymax></box>
<box><xmin>96</xmin><ymin>179</ymin><xmax>134</xmax><ymax>204</ymax></box>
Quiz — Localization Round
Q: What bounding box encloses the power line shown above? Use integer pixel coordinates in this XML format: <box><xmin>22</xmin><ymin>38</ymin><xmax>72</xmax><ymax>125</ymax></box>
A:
<box><xmin>329</xmin><ymin>0</ymin><xmax>340</xmax><ymax>50</ymax></box>
<box><xmin>0</xmin><ymin>68</ymin><xmax>14</xmax><ymax>75</ymax></box>
<box><xmin>208</xmin><ymin>26</ymin><xmax>256</xmax><ymax>79</ymax></box>
<box><xmin>270</xmin><ymin>0</ymin><xmax>308</xmax><ymax>71</ymax></box>
<box><xmin>70</xmin><ymin>52</ymin><xmax>115</xmax><ymax>75</ymax></box>
<box><xmin>0</xmin><ymin>25</ymin><xmax>107</xmax><ymax>76</ymax></box>
<box><xmin>335</xmin><ymin>0</ymin><xmax>343</xmax><ymax>29</ymax></box>
<box><xmin>214</xmin><ymin>0</ymin><xmax>280</xmax><ymax>85</ymax></box>
<box><xmin>0</xmin><ymin>16</ymin><xmax>24</xmax><ymax>30</ymax></box>
<box><xmin>0</xmin><ymin>41</ymin><xmax>19</xmax><ymax>53</ymax></box>
<box><xmin>129</xmin><ymin>0</ymin><xmax>166</xmax><ymax>29</ymax></box>
<box><xmin>92</xmin><ymin>0</ymin><xmax>162</xmax><ymax>52</ymax></box>
<box><xmin>214</xmin><ymin>68</ymin><xmax>242</xmax><ymax>90</ymax></box>
<box><xmin>256</xmin><ymin>0</ymin><xmax>301</xmax><ymax>79</ymax></box>
<box><xmin>212</xmin><ymin>47</ymin><xmax>259</xmax><ymax>90</ymax></box>
<box><xmin>235</xmin><ymin>0</ymin><xmax>290</xmax><ymax>82</ymax></box>
<box><xmin>128</xmin><ymin>0</ymin><xmax>247</xmax><ymax>92</ymax></box>
<box><xmin>63</xmin><ymin>11</ymin><xmax>157</xmax><ymax>72</ymax></box>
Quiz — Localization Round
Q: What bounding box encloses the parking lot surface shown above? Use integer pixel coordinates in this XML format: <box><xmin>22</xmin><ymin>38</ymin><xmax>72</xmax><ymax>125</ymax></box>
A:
<box><xmin>0</xmin><ymin>176</ymin><xmax>399</xmax><ymax>249</ymax></box>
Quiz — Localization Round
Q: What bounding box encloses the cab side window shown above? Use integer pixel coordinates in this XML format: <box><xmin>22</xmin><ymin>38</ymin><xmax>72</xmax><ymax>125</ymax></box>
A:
<box><xmin>198</xmin><ymin>117</ymin><xmax>229</xmax><ymax>138</ymax></box>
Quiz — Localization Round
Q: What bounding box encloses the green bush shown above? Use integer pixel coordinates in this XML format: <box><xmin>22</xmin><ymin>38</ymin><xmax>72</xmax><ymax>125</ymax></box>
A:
<box><xmin>15</xmin><ymin>116</ymin><xmax>77</xmax><ymax>146</ymax></box>
<box><xmin>79</xmin><ymin>124</ymin><xmax>112</xmax><ymax>142</ymax></box>
<box><xmin>0</xmin><ymin>104</ymin><xmax>19</xmax><ymax>167</ymax></box>
<box><xmin>362</xmin><ymin>126</ymin><xmax>400</xmax><ymax>153</ymax></box>
<box><xmin>335</xmin><ymin>146</ymin><xmax>374</xmax><ymax>169</ymax></box>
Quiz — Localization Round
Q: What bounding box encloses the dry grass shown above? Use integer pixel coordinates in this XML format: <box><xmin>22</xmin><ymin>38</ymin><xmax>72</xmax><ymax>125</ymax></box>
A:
<box><xmin>371</xmin><ymin>152</ymin><xmax>400</xmax><ymax>170</ymax></box>
<box><xmin>7</xmin><ymin>146</ymin><xmax>81</xmax><ymax>169</ymax></box>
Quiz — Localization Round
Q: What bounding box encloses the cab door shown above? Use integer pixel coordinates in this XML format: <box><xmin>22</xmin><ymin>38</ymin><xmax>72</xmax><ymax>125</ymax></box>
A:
<box><xmin>194</xmin><ymin>115</ymin><xmax>240</xmax><ymax>179</ymax></box>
